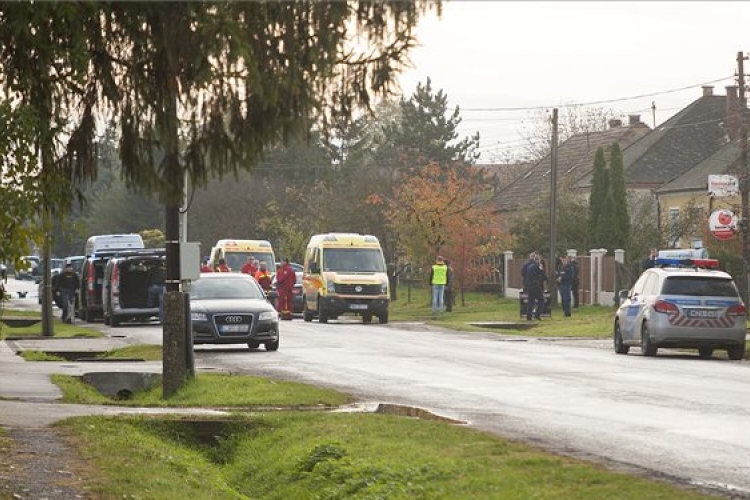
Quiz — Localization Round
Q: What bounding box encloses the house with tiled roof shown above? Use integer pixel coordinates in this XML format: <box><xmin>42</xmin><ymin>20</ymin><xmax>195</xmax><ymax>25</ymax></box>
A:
<box><xmin>496</xmin><ymin>86</ymin><xmax>744</xmax><ymax>236</ymax></box>
<box><xmin>493</xmin><ymin>115</ymin><xmax>650</xmax><ymax>225</ymax></box>
<box><xmin>655</xmin><ymin>139</ymin><xmax>742</xmax><ymax>247</ymax></box>
<box><xmin>624</xmin><ymin>85</ymin><xmax>746</xmax><ymax>248</ymax></box>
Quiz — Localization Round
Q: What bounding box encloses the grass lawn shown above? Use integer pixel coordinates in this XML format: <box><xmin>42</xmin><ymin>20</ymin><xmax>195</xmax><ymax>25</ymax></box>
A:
<box><xmin>0</xmin><ymin>307</ymin><xmax>101</xmax><ymax>340</ymax></box>
<box><xmin>391</xmin><ymin>285</ymin><xmax>616</xmax><ymax>338</ymax></box>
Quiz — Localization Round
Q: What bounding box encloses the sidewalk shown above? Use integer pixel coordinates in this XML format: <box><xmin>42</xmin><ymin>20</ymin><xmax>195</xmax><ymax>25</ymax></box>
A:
<box><xmin>0</xmin><ymin>277</ymin><xmax>226</xmax><ymax>428</ymax></box>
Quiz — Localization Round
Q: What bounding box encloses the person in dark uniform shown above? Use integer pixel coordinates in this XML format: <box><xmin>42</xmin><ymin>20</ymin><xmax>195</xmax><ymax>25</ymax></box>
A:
<box><xmin>444</xmin><ymin>258</ymin><xmax>455</xmax><ymax>312</ymax></box>
<box><xmin>52</xmin><ymin>263</ymin><xmax>80</xmax><ymax>323</ymax></box>
<box><xmin>570</xmin><ymin>256</ymin><xmax>580</xmax><ymax>308</ymax></box>
<box><xmin>524</xmin><ymin>254</ymin><xmax>547</xmax><ymax>320</ymax></box>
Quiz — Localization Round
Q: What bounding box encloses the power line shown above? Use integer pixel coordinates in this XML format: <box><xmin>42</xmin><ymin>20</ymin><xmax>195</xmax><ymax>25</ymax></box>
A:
<box><xmin>461</xmin><ymin>76</ymin><xmax>733</xmax><ymax>112</ymax></box>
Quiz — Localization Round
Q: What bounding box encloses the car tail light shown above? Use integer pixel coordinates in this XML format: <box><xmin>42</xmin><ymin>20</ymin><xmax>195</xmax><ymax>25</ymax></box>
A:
<box><xmin>653</xmin><ymin>300</ymin><xmax>679</xmax><ymax>315</ymax></box>
<box><xmin>111</xmin><ymin>265</ymin><xmax>120</xmax><ymax>298</ymax></box>
<box><xmin>86</xmin><ymin>262</ymin><xmax>95</xmax><ymax>291</ymax></box>
<box><xmin>727</xmin><ymin>303</ymin><xmax>747</xmax><ymax>317</ymax></box>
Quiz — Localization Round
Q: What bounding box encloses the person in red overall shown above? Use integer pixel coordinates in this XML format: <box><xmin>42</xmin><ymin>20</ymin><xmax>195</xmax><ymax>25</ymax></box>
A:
<box><xmin>275</xmin><ymin>258</ymin><xmax>296</xmax><ymax>320</ymax></box>
<box><xmin>216</xmin><ymin>258</ymin><xmax>231</xmax><ymax>272</ymax></box>
<box><xmin>200</xmin><ymin>257</ymin><xmax>213</xmax><ymax>273</ymax></box>
<box><xmin>240</xmin><ymin>256</ymin><xmax>257</xmax><ymax>275</ymax></box>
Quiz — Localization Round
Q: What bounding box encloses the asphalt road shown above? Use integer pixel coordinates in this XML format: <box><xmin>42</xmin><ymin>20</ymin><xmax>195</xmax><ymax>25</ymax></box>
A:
<box><xmin>6</xmin><ymin>278</ymin><xmax>750</xmax><ymax>497</ymax></box>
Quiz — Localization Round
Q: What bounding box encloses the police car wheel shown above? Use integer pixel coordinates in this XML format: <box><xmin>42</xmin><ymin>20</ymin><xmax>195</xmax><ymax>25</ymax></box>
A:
<box><xmin>613</xmin><ymin>321</ymin><xmax>629</xmax><ymax>354</ymax></box>
<box><xmin>641</xmin><ymin>323</ymin><xmax>657</xmax><ymax>357</ymax></box>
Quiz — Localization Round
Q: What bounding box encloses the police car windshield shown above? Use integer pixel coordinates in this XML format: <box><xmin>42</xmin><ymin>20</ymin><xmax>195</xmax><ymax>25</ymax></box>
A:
<box><xmin>661</xmin><ymin>276</ymin><xmax>739</xmax><ymax>297</ymax></box>
<box><xmin>323</xmin><ymin>249</ymin><xmax>386</xmax><ymax>272</ymax></box>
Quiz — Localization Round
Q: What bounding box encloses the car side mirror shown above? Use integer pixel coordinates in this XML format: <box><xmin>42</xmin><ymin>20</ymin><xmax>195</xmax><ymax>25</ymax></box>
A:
<box><xmin>309</xmin><ymin>263</ymin><xmax>319</xmax><ymax>274</ymax></box>
<box><xmin>617</xmin><ymin>289</ymin><xmax>630</xmax><ymax>305</ymax></box>
<box><xmin>267</xmin><ymin>290</ymin><xmax>278</xmax><ymax>302</ymax></box>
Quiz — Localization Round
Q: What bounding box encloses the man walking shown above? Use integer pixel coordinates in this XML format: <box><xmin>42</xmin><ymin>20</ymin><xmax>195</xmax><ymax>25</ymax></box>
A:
<box><xmin>52</xmin><ymin>263</ymin><xmax>79</xmax><ymax>323</ymax></box>
<box><xmin>429</xmin><ymin>255</ymin><xmax>448</xmax><ymax>317</ymax></box>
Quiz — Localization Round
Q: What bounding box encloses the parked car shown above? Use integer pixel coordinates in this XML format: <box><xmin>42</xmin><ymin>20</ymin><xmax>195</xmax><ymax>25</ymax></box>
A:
<box><xmin>271</xmin><ymin>262</ymin><xmax>303</xmax><ymax>313</ymax></box>
<box><xmin>33</xmin><ymin>258</ymin><xmax>64</xmax><ymax>284</ymax></box>
<box><xmin>102</xmin><ymin>249</ymin><xmax>167</xmax><ymax>326</ymax></box>
<box><xmin>190</xmin><ymin>273</ymin><xmax>279</xmax><ymax>351</ymax></box>
<box><xmin>15</xmin><ymin>255</ymin><xmax>39</xmax><ymax>281</ymax></box>
<box><xmin>613</xmin><ymin>257</ymin><xmax>747</xmax><ymax>360</ymax></box>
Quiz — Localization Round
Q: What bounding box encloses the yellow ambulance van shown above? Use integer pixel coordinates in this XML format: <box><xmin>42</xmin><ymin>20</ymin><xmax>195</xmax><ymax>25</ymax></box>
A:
<box><xmin>208</xmin><ymin>239</ymin><xmax>276</xmax><ymax>273</ymax></box>
<box><xmin>302</xmin><ymin>233</ymin><xmax>389</xmax><ymax>324</ymax></box>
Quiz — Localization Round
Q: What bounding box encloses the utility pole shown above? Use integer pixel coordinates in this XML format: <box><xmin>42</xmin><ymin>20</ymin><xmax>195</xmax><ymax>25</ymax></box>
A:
<box><xmin>738</xmin><ymin>51</ymin><xmax>750</xmax><ymax>303</ymax></box>
<box><xmin>549</xmin><ymin>108</ymin><xmax>559</xmax><ymax>307</ymax></box>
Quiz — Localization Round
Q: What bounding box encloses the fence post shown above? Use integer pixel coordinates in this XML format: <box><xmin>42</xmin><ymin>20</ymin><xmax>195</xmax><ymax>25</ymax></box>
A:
<box><xmin>589</xmin><ymin>248</ymin><xmax>607</xmax><ymax>305</ymax></box>
<box><xmin>614</xmin><ymin>249</ymin><xmax>625</xmax><ymax>306</ymax></box>
<box><xmin>503</xmin><ymin>251</ymin><xmax>513</xmax><ymax>298</ymax></box>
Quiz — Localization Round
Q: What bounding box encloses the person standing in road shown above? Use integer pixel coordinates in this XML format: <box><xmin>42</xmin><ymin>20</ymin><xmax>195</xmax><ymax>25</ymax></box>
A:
<box><xmin>429</xmin><ymin>255</ymin><xmax>448</xmax><ymax>317</ymax></box>
<box><xmin>52</xmin><ymin>263</ymin><xmax>79</xmax><ymax>324</ymax></box>
<box><xmin>241</xmin><ymin>255</ymin><xmax>258</xmax><ymax>275</ymax></box>
<box><xmin>255</xmin><ymin>263</ymin><xmax>273</xmax><ymax>294</ymax></box>
<box><xmin>556</xmin><ymin>255</ymin><xmax>575</xmax><ymax>317</ymax></box>
<box><xmin>275</xmin><ymin>258</ymin><xmax>296</xmax><ymax>320</ymax></box>
<box><xmin>444</xmin><ymin>258</ymin><xmax>455</xmax><ymax>312</ymax></box>
<box><xmin>200</xmin><ymin>257</ymin><xmax>213</xmax><ymax>273</ymax></box>
<box><xmin>216</xmin><ymin>258</ymin><xmax>231</xmax><ymax>272</ymax></box>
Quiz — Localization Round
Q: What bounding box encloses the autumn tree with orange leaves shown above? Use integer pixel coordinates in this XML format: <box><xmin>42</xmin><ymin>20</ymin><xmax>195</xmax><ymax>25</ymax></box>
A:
<box><xmin>384</xmin><ymin>162</ymin><xmax>509</xmax><ymax>304</ymax></box>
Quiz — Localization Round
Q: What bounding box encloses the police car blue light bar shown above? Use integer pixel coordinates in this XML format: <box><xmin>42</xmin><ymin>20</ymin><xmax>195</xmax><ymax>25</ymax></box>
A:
<box><xmin>655</xmin><ymin>257</ymin><xmax>719</xmax><ymax>269</ymax></box>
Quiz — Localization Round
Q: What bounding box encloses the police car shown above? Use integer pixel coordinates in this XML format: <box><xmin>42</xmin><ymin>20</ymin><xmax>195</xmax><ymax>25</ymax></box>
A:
<box><xmin>613</xmin><ymin>255</ymin><xmax>746</xmax><ymax>360</ymax></box>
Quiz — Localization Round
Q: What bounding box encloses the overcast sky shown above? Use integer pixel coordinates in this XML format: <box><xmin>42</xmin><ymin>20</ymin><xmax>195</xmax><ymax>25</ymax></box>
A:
<box><xmin>397</xmin><ymin>1</ymin><xmax>750</xmax><ymax>162</ymax></box>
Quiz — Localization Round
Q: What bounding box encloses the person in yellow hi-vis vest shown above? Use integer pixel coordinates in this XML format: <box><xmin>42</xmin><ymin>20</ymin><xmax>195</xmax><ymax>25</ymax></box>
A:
<box><xmin>429</xmin><ymin>255</ymin><xmax>448</xmax><ymax>317</ymax></box>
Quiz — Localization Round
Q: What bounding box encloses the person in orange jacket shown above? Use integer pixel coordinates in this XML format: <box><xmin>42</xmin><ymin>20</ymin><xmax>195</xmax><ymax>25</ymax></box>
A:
<box><xmin>216</xmin><ymin>258</ymin><xmax>231</xmax><ymax>272</ymax></box>
<box><xmin>254</xmin><ymin>263</ymin><xmax>273</xmax><ymax>294</ymax></box>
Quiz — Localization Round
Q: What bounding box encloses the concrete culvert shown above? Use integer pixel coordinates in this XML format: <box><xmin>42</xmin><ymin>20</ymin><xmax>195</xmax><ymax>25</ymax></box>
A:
<box><xmin>115</xmin><ymin>389</ymin><xmax>134</xmax><ymax>401</ymax></box>
<box><xmin>81</xmin><ymin>372</ymin><xmax>159</xmax><ymax>399</ymax></box>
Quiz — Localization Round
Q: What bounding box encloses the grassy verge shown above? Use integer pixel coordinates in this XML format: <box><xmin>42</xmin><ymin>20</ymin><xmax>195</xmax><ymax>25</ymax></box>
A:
<box><xmin>59</xmin><ymin>412</ymin><xmax>719</xmax><ymax>500</ymax></box>
<box><xmin>52</xmin><ymin>372</ymin><xmax>352</xmax><ymax>408</ymax></box>
<box><xmin>20</xmin><ymin>344</ymin><xmax>164</xmax><ymax>362</ymax></box>
<box><xmin>0</xmin><ymin>308</ymin><xmax>100</xmax><ymax>339</ymax></box>
<box><xmin>390</xmin><ymin>285</ymin><xmax>615</xmax><ymax>338</ymax></box>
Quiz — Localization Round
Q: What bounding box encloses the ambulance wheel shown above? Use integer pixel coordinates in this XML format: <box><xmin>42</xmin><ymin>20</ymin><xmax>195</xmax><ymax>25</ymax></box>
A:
<box><xmin>302</xmin><ymin>299</ymin><xmax>314</xmax><ymax>322</ymax></box>
<box><xmin>378</xmin><ymin>312</ymin><xmax>388</xmax><ymax>324</ymax></box>
<box><xmin>318</xmin><ymin>302</ymin><xmax>329</xmax><ymax>324</ymax></box>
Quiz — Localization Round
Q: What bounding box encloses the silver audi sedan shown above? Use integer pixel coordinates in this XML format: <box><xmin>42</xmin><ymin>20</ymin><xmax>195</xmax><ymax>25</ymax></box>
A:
<box><xmin>190</xmin><ymin>272</ymin><xmax>280</xmax><ymax>351</ymax></box>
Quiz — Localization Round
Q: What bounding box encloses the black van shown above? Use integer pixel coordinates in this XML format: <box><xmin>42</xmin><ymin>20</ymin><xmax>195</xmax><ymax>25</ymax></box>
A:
<box><xmin>102</xmin><ymin>249</ymin><xmax>167</xmax><ymax>326</ymax></box>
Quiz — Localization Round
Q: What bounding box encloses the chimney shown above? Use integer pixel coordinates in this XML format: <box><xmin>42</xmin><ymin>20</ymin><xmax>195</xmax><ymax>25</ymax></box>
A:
<box><xmin>628</xmin><ymin>114</ymin><xmax>641</xmax><ymax>126</ymax></box>
<box><xmin>726</xmin><ymin>85</ymin><xmax>740</xmax><ymax>141</ymax></box>
<box><xmin>702</xmin><ymin>85</ymin><xmax>714</xmax><ymax>97</ymax></box>
<box><xmin>608</xmin><ymin>119</ymin><xmax>622</xmax><ymax>129</ymax></box>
